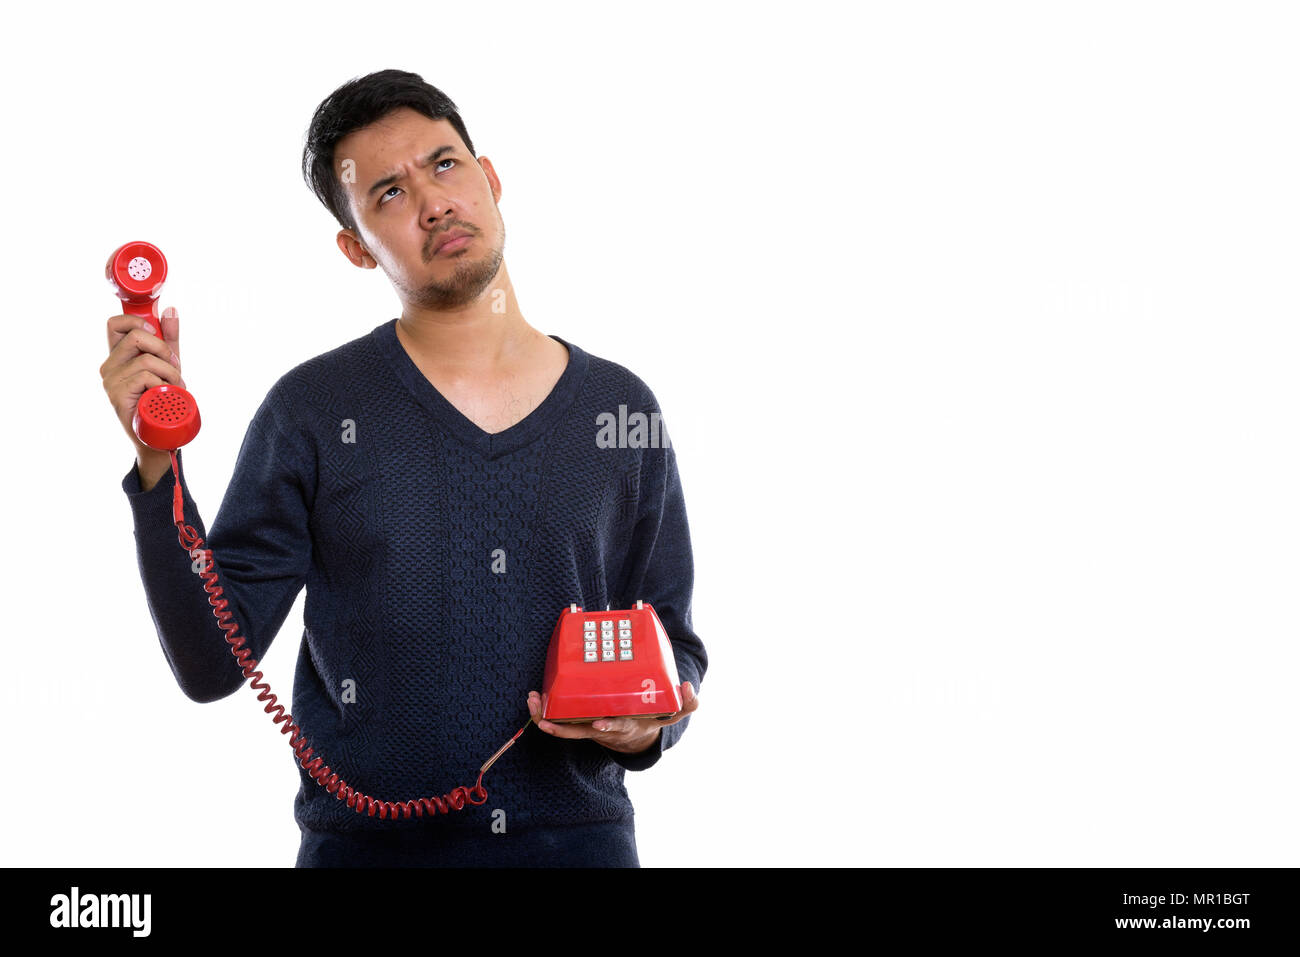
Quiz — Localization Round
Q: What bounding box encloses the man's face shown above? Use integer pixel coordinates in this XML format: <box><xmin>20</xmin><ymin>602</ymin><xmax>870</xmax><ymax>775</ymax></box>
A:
<box><xmin>335</xmin><ymin>107</ymin><xmax>505</xmax><ymax>310</ymax></box>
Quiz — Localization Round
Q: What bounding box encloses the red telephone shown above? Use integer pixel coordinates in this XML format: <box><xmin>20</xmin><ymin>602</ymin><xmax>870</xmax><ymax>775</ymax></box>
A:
<box><xmin>542</xmin><ymin>601</ymin><xmax>683</xmax><ymax>722</ymax></box>
<box><xmin>106</xmin><ymin>241</ymin><xmax>201</xmax><ymax>450</ymax></box>
<box><xmin>110</xmin><ymin>241</ymin><xmax>682</xmax><ymax>821</ymax></box>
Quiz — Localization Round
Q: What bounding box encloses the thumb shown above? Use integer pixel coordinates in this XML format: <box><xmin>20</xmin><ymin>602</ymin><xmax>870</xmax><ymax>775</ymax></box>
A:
<box><xmin>159</xmin><ymin>305</ymin><xmax>181</xmax><ymax>363</ymax></box>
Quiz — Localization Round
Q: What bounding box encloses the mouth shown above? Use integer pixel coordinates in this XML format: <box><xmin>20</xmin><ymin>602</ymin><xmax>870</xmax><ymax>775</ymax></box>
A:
<box><xmin>431</xmin><ymin>229</ymin><xmax>473</xmax><ymax>256</ymax></box>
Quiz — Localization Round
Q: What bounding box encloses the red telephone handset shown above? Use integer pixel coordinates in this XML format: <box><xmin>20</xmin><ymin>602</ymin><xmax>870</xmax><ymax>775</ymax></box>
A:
<box><xmin>541</xmin><ymin>601</ymin><xmax>683</xmax><ymax>722</ymax></box>
<box><xmin>106</xmin><ymin>241</ymin><xmax>201</xmax><ymax>450</ymax></box>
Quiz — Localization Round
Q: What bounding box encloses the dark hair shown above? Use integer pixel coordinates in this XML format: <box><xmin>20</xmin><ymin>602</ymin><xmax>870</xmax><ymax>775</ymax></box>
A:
<box><xmin>301</xmin><ymin>69</ymin><xmax>477</xmax><ymax>233</ymax></box>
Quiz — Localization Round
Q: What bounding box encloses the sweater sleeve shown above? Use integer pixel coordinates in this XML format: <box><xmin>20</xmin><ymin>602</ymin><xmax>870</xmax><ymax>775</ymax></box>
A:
<box><xmin>607</xmin><ymin>389</ymin><xmax>707</xmax><ymax>772</ymax></box>
<box><xmin>121</xmin><ymin>384</ymin><xmax>315</xmax><ymax>704</ymax></box>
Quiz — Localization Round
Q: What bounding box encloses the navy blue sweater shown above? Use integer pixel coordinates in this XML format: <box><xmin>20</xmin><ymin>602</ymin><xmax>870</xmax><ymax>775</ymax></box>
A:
<box><xmin>121</xmin><ymin>319</ymin><xmax>706</xmax><ymax>866</ymax></box>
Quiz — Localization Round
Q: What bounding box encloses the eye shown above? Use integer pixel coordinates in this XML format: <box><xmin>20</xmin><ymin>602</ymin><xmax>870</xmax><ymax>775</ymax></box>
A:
<box><xmin>378</xmin><ymin>159</ymin><xmax>457</xmax><ymax>207</ymax></box>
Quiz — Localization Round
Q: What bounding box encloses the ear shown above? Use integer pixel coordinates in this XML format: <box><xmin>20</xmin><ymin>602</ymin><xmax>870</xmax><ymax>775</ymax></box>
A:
<box><xmin>336</xmin><ymin>229</ymin><xmax>377</xmax><ymax>269</ymax></box>
<box><xmin>478</xmin><ymin>155</ymin><xmax>502</xmax><ymax>204</ymax></box>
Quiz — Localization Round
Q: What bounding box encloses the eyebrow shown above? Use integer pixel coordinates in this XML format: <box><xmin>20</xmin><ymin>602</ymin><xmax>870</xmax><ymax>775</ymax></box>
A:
<box><xmin>366</xmin><ymin>145</ymin><xmax>458</xmax><ymax>198</ymax></box>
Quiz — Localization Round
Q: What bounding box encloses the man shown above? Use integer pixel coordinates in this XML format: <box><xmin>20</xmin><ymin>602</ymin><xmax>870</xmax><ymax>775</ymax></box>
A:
<box><xmin>100</xmin><ymin>69</ymin><xmax>706</xmax><ymax>867</ymax></box>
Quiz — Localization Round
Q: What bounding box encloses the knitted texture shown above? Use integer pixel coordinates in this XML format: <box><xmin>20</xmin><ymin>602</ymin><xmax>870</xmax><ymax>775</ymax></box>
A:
<box><xmin>122</xmin><ymin>319</ymin><xmax>706</xmax><ymax>857</ymax></box>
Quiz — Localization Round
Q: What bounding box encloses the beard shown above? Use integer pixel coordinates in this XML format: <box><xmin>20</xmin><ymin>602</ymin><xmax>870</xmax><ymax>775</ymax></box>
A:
<box><xmin>402</xmin><ymin>221</ymin><xmax>505</xmax><ymax>310</ymax></box>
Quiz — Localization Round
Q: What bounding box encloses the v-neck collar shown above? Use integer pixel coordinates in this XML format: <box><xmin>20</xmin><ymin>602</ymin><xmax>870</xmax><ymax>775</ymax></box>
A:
<box><xmin>372</xmin><ymin>318</ymin><xmax>589</xmax><ymax>458</ymax></box>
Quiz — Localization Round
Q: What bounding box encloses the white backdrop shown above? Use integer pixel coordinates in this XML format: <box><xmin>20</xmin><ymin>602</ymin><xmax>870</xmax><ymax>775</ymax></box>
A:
<box><xmin>0</xmin><ymin>1</ymin><xmax>1296</xmax><ymax>868</ymax></box>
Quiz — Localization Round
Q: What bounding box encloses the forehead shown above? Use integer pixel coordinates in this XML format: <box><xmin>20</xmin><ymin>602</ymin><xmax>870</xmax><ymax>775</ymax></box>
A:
<box><xmin>335</xmin><ymin>107</ymin><xmax>467</xmax><ymax>188</ymax></box>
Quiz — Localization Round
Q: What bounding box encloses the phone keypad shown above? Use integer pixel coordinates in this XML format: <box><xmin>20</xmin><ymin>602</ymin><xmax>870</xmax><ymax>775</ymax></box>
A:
<box><xmin>582</xmin><ymin>616</ymin><xmax>633</xmax><ymax>662</ymax></box>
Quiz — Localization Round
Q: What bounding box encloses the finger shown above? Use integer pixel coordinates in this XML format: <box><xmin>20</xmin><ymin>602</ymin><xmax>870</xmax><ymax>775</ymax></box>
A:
<box><xmin>159</xmin><ymin>306</ymin><xmax>181</xmax><ymax>364</ymax></box>
<box><xmin>106</xmin><ymin>314</ymin><xmax>158</xmax><ymax>352</ymax></box>
<box><xmin>111</xmin><ymin>353</ymin><xmax>185</xmax><ymax>391</ymax></box>
<box><xmin>680</xmin><ymin>681</ymin><xmax>698</xmax><ymax>710</ymax></box>
<box><xmin>102</xmin><ymin>326</ymin><xmax>180</xmax><ymax>380</ymax></box>
<box><xmin>656</xmin><ymin>684</ymin><xmax>700</xmax><ymax>725</ymax></box>
<box><xmin>535</xmin><ymin>718</ymin><xmax>601</xmax><ymax>740</ymax></box>
<box><xmin>683</xmin><ymin>683</ymin><xmax>699</xmax><ymax>710</ymax></box>
<box><xmin>107</xmin><ymin>368</ymin><xmax>181</xmax><ymax>419</ymax></box>
<box><xmin>104</xmin><ymin>327</ymin><xmax>185</xmax><ymax>390</ymax></box>
<box><xmin>108</xmin><ymin>368</ymin><xmax>172</xmax><ymax>414</ymax></box>
<box><xmin>102</xmin><ymin>345</ymin><xmax>186</xmax><ymax>394</ymax></box>
<box><xmin>591</xmin><ymin>717</ymin><xmax>636</xmax><ymax>735</ymax></box>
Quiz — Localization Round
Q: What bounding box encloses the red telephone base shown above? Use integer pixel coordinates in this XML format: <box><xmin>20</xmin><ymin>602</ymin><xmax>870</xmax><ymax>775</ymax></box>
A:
<box><xmin>540</xmin><ymin>601</ymin><xmax>683</xmax><ymax>723</ymax></box>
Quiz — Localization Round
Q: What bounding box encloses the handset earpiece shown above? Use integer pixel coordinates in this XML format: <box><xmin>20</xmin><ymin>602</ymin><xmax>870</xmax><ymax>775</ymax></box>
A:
<box><xmin>107</xmin><ymin>241</ymin><xmax>201</xmax><ymax>450</ymax></box>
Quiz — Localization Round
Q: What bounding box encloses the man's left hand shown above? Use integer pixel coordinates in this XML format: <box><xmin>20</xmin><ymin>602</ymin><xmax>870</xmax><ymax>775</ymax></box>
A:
<box><xmin>526</xmin><ymin>681</ymin><xmax>699</xmax><ymax>754</ymax></box>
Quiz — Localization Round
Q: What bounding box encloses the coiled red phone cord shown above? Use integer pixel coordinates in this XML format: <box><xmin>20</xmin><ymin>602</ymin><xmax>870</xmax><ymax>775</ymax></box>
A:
<box><xmin>166</xmin><ymin>450</ymin><xmax>530</xmax><ymax>820</ymax></box>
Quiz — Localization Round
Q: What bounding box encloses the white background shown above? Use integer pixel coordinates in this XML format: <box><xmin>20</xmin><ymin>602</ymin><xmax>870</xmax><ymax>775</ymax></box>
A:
<box><xmin>0</xmin><ymin>1</ymin><xmax>1296</xmax><ymax>868</ymax></box>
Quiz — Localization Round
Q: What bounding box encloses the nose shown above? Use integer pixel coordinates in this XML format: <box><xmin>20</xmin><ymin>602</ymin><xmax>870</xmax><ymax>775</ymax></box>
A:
<box><xmin>412</xmin><ymin>178</ymin><xmax>457</xmax><ymax>229</ymax></box>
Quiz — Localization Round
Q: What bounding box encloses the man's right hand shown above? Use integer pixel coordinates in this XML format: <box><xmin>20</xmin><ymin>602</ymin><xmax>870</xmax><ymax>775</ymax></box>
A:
<box><xmin>101</xmin><ymin>307</ymin><xmax>186</xmax><ymax>492</ymax></box>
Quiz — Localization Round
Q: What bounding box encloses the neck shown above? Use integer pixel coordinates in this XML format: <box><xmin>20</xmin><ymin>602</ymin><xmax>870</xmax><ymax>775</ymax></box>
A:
<box><xmin>395</xmin><ymin>261</ymin><xmax>539</xmax><ymax>369</ymax></box>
